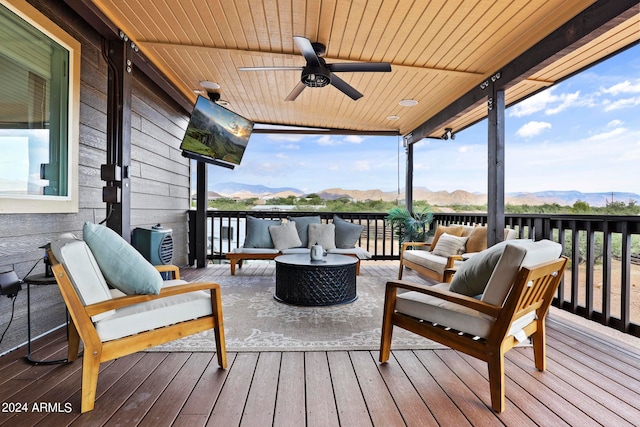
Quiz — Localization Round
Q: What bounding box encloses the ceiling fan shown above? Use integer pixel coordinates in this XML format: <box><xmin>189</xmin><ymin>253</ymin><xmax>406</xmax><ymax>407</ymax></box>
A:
<box><xmin>239</xmin><ymin>36</ymin><xmax>392</xmax><ymax>101</ymax></box>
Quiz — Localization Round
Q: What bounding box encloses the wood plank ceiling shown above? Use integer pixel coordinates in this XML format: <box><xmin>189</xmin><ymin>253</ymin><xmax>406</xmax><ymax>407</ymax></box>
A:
<box><xmin>91</xmin><ymin>0</ymin><xmax>638</xmax><ymax>139</ymax></box>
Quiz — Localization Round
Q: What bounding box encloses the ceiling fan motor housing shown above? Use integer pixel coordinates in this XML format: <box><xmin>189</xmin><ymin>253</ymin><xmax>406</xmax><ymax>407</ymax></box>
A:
<box><xmin>301</xmin><ymin>64</ymin><xmax>331</xmax><ymax>87</ymax></box>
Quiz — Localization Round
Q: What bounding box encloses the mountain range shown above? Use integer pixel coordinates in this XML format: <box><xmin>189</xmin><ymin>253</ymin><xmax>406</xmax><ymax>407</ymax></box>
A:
<box><xmin>210</xmin><ymin>182</ymin><xmax>639</xmax><ymax>208</ymax></box>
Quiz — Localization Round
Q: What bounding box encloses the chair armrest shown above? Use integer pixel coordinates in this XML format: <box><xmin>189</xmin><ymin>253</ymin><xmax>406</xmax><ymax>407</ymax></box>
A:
<box><xmin>401</xmin><ymin>241</ymin><xmax>431</xmax><ymax>251</ymax></box>
<box><xmin>445</xmin><ymin>255</ymin><xmax>463</xmax><ymax>269</ymax></box>
<box><xmin>385</xmin><ymin>279</ymin><xmax>501</xmax><ymax>318</ymax></box>
<box><xmin>84</xmin><ymin>281</ymin><xmax>220</xmax><ymax>317</ymax></box>
<box><xmin>155</xmin><ymin>264</ymin><xmax>180</xmax><ymax>279</ymax></box>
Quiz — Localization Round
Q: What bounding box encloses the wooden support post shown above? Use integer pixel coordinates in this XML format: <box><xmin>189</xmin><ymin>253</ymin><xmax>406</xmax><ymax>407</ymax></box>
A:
<box><xmin>405</xmin><ymin>138</ymin><xmax>413</xmax><ymax>213</ymax></box>
<box><xmin>104</xmin><ymin>35</ymin><xmax>132</xmax><ymax>241</ymax></box>
<box><xmin>487</xmin><ymin>86</ymin><xmax>505</xmax><ymax>247</ymax></box>
<box><xmin>195</xmin><ymin>161</ymin><xmax>208</xmax><ymax>268</ymax></box>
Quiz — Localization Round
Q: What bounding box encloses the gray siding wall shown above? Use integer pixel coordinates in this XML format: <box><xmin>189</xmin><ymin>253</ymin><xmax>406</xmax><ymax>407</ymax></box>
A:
<box><xmin>0</xmin><ymin>0</ymin><xmax>191</xmax><ymax>355</ymax></box>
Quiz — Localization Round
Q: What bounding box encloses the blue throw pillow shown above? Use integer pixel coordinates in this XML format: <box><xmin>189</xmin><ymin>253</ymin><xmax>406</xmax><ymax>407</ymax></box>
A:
<box><xmin>83</xmin><ymin>222</ymin><xmax>163</xmax><ymax>295</ymax></box>
<box><xmin>243</xmin><ymin>216</ymin><xmax>281</xmax><ymax>248</ymax></box>
<box><xmin>333</xmin><ymin>215</ymin><xmax>365</xmax><ymax>249</ymax></box>
<box><xmin>287</xmin><ymin>215</ymin><xmax>321</xmax><ymax>247</ymax></box>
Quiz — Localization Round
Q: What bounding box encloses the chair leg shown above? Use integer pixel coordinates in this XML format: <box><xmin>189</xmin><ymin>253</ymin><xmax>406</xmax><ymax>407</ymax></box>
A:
<box><xmin>397</xmin><ymin>263</ymin><xmax>403</xmax><ymax>279</ymax></box>
<box><xmin>211</xmin><ymin>287</ymin><xmax>227</xmax><ymax>369</ymax></box>
<box><xmin>379</xmin><ymin>285</ymin><xmax>397</xmax><ymax>363</ymax></box>
<box><xmin>67</xmin><ymin>321</ymin><xmax>81</xmax><ymax>362</ymax></box>
<box><xmin>487</xmin><ymin>347</ymin><xmax>506</xmax><ymax>413</ymax></box>
<box><xmin>532</xmin><ymin>319</ymin><xmax>547</xmax><ymax>371</ymax></box>
<box><xmin>80</xmin><ymin>347</ymin><xmax>101</xmax><ymax>413</ymax></box>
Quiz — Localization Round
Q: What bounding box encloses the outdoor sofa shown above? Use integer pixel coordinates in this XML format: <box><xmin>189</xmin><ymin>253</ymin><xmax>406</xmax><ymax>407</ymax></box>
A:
<box><xmin>226</xmin><ymin>215</ymin><xmax>371</xmax><ymax>275</ymax></box>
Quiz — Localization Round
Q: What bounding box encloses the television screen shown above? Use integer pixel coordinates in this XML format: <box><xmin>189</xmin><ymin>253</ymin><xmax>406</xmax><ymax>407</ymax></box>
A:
<box><xmin>180</xmin><ymin>96</ymin><xmax>253</xmax><ymax>169</ymax></box>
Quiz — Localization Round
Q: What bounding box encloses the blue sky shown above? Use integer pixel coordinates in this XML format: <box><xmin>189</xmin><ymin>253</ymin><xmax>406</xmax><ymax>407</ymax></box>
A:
<box><xmin>207</xmin><ymin>44</ymin><xmax>640</xmax><ymax>196</ymax></box>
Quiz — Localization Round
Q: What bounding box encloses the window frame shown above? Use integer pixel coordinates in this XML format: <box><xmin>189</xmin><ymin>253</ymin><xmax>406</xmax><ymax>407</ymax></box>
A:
<box><xmin>0</xmin><ymin>0</ymin><xmax>80</xmax><ymax>214</ymax></box>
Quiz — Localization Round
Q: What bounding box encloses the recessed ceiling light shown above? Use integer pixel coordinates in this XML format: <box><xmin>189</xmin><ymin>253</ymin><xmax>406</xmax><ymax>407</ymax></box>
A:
<box><xmin>217</xmin><ymin>100</ymin><xmax>230</xmax><ymax>107</ymax></box>
<box><xmin>199</xmin><ymin>81</ymin><xmax>220</xmax><ymax>90</ymax></box>
<box><xmin>387</xmin><ymin>115</ymin><xmax>400</xmax><ymax>120</ymax></box>
<box><xmin>399</xmin><ymin>99</ymin><xmax>418</xmax><ymax>107</ymax></box>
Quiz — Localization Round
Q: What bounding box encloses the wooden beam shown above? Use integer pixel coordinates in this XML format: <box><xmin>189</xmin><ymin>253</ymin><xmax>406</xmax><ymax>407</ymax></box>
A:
<box><xmin>406</xmin><ymin>0</ymin><xmax>640</xmax><ymax>143</ymax></box>
<box><xmin>195</xmin><ymin>162</ymin><xmax>208</xmax><ymax>268</ymax></box>
<box><xmin>487</xmin><ymin>88</ymin><xmax>505</xmax><ymax>247</ymax></box>
<box><xmin>405</xmin><ymin>140</ymin><xmax>413</xmax><ymax>213</ymax></box>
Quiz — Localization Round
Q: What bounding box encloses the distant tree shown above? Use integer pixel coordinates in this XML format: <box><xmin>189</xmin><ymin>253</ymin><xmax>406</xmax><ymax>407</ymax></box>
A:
<box><xmin>571</xmin><ymin>200</ymin><xmax>591</xmax><ymax>213</ymax></box>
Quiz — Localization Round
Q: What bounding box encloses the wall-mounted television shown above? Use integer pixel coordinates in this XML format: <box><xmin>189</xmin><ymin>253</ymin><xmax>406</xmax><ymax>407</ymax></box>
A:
<box><xmin>180</xmin><ymin>95</ymin><xmax>254</xmax><ymax>169</ymax></box>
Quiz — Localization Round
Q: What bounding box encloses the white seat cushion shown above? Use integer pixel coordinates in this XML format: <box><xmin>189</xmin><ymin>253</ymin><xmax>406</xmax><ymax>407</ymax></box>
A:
<box><xmin>233</xmin><ymin>247</ymin><xmax>280</xmax><ymax>254</ymax></box>
<box><xmin>328</xmin><ymin>247</ymin><xmax>372</xmax><ymax>259</ymax></box>
<box><xmin>95</xmin><ymin>279</ymin><xmax>213</xmax><ymax>342</ymax></box>
<box><xmin>395</xmin><ymin>283</ymin><xmax>536</xmax><ymax>339</ymax></box>
<box><xmin>402</xmin><ymin>250</ymin><xmax>448</xmax><ymax>275</ymax></box>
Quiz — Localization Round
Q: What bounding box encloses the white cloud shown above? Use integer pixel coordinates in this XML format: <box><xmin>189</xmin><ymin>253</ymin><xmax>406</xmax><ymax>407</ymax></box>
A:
<box><xmin>603</xmin><ymin>96</ymin><xmax>640</xmax><ymax>111</ymax></box>
<box><xmin>510</xmin><ymin>90</ymin><xmax>556</xmax><ymax>117</ymax></box>
<box><xmin>276</xmin><ymin>153</ymin><xmax>288</xmax><ymax>158</ymax></box>
<box><xmin>607</xmin><ymin>119</ymin><xmax>624</xmax><ymax>128</ymax></box>
<box><xmin>545</xmin><ymin>91</ymin><xmax>581</xmax><ymax>114</ymax></box>
<box><xmin>282</xmin><ymin>143</ymin><xmax>300</xmax><ymax>150</ymax></box>
<box><xmin>516</xmin><ymin>121</ymin><xmax>552</xmax><ymax>138</ymax></box>
<box><xmin>583</xmin><ymin>127</ymin><xmax>627</xmax><ymax>142</ymax></box>
<box><xmin>345</xmin><ymin>135</ymin><xmax>364</xmax><ymax>144</ymax></box>
<box><xmin>510</xmin><ymin>88</ymin><xmax>592</xmax><ymax>117</ymax></box>
<box><xmin>316</xmin><ymin>135</ymin><xmax>340</xmax><ymax>146</ymax></box>
<box><xmin>601</xmin><ymin>79</ymin><xmax>640</xmax><ymax>95</ymax></box>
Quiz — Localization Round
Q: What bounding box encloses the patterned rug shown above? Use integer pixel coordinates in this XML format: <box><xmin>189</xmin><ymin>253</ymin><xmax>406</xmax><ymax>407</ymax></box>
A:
<box><xmin>148</xmin><ymin>274</ymin><xmax>444</xmax><ymax>352</ymax></box>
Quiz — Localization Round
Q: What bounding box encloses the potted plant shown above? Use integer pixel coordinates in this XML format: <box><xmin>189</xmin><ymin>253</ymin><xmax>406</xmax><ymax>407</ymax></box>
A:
<box><xmin>385</xmin><ymin>206</ymin><xmax>434</xmax><ymax>248</ymax></box>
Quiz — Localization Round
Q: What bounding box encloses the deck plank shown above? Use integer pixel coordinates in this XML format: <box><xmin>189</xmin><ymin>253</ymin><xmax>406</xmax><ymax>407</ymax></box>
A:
<box><xmin>1</xmin><ymin>262</ymin><xmax>639</xmax><ymax>425</ymax></box>
<box><xmin>208</xmin><ymin>352</ymin><xmax>259</xmax><ymax>426</ymax></box>
<box><xmin>327</xmin><ymin>351</ymin><xmax>372</xmax><ymax>426</ymax></box>
<box><xmin>140</xmin><ymin>353</ymin><xmax>214</xmax><ymax>426</ymax></box>
<box><xmin>240</xmin><ymin>352</ymin><xmax>281</xmax><ymax>426</ymax></box>
<box><xmin>273</xmin><ymin>352</ymin><xmax>306</xmax><ymax>427</ymax></box>
<box><xmin>305</xmin><ymin>352</ymin><xmax>340</xmax><ymax>427</ymax></box>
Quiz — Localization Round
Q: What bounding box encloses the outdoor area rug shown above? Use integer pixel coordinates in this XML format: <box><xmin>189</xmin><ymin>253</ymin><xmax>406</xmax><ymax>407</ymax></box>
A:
<box><xmin>148</xmin><ymin>274</ymin><xmax>444</xmax><ymax>352</ymax></box>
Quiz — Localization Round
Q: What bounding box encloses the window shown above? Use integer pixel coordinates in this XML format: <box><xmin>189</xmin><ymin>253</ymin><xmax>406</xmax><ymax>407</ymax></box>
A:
<box><xmin>0</xmin><ymin>0</ymin><xmax>79</xmax><ymax>213</ymax></box>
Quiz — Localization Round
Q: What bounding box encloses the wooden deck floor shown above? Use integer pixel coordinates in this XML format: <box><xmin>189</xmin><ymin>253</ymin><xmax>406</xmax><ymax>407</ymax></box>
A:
<box><xmin>1</xmin><ymin>261</ymin><xmax>640</xmax><ymax>426</ymax></box>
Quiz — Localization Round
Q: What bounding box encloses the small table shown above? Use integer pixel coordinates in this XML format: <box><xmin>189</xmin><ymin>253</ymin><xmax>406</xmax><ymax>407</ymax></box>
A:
<box><xmin>274</xmin><ymin>254</ymin><xmax>358</xmax><ymax>306</ymax></box>
<box><xmin>23</xmin><ymin>273</ymin><xmax>68</xmax><ymax>365</ymax></box>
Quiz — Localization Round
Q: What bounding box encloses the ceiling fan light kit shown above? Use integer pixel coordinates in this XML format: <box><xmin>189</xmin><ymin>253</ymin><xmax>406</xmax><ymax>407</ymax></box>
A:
<box><xmin>240</xmin><ymin>36</ymin><xmax>391</xmax><ymax>101</ymax></box>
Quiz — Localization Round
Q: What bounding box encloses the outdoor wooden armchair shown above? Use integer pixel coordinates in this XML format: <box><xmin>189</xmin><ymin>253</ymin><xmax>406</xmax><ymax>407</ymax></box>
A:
<box><xmin>48</xmin><ymin>237</ymin><xmax>226</xmax><ymax>413</ymax></box>
<box><xmin>380</xmin><ymin>240</ymin><xmax>567</xmax><ymax>412</ymax></box>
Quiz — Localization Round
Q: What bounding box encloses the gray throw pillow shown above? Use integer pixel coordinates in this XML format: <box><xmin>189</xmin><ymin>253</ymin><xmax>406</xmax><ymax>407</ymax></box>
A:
<box><xmin>288</xmin><ymin>215</ymin><xmax>321</xmax><ymax>247</ymax></box>
<box><xmin>333</xmin><ymin>215</ymin><xmax>365</xmax><ymax>249</ymax></box>
<box><xmin>307</xmin><ymin>223</ymin><xmax>336</xmax><ymax>250</ymax></box>
<box><xmin>243</xmin><ymin>216</ymin><xmax>281</xmax><ymax>248</ymax></box>
<box><xmin>449</xmin><ymin>240</ymin><xmax>510</xmax><ymax>297</ymax></box>
<box><xmin>269</xmin><ymin>221</ymin><xmax>302</xmax><ymax>250</ymax></box>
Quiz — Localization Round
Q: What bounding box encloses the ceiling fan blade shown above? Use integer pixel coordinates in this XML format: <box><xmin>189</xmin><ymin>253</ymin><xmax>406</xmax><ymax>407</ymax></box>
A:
<box><xmin>285</xmin><ymin>81</ymin><xmax>307</xmax><ymax>101</ymax></box>
<box><xmin>330</xmin><ymin>73</ymin><xmax>363</xmax><ymax>100</ymax></box>
<box><xmin>328</xmin><ymin>62</ymin><xmax>392</xmax><ymax>73</ymax></box>
<box><xmin>293</xmin><ymin>36</ymin><xmax>321</xmax><ymax>67</ymax></box>
<box><xmin>239</xmin><ymin>66</ymin><xmax>303</xmax><ymax>71</ymax></box>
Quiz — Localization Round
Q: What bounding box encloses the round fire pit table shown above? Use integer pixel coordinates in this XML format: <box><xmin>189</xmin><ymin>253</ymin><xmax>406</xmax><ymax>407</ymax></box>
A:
<box><xmin>274</xmin><ymin>254</ymin><xmax>358</xmax><ymax>306</ymax></box>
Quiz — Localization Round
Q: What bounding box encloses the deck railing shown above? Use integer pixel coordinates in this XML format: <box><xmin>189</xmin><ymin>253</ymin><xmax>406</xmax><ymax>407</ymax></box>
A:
<box><xmin>188</xmin><ymin>210</ymin><xmax>640</xmax><ymax>337</ymax></box>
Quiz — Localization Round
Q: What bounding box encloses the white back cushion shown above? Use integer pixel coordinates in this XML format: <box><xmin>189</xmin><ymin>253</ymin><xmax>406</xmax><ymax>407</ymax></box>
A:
<box><xmin>51</xmin><ymin>235</ymin><xmax>115</xmax><ymax>321</ymax></box>
<box><xmin>481</xmin><ymin>244</ymin><xmax>527</xmax><ymax>306</ymax></box>
<box><xmin>481</xmin><ymin>239</ymin><xmax>562</xmax><ymax>306</ymax></box>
